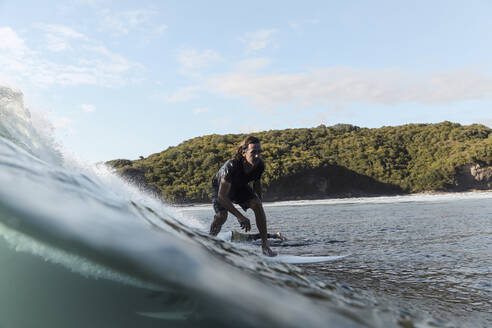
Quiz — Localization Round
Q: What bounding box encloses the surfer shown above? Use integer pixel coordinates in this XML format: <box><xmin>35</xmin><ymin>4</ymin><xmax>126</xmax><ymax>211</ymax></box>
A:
<box><xmin>209</xmin><ymin>136</ymin><xmax>277</xmax><ymax>257</ymax></box>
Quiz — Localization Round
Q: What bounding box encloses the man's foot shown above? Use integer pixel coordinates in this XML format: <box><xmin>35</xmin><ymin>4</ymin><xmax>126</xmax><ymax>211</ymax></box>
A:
<box><xmin>262</xmin><ymin>246</ymin><xmax>277</xmax><ymax>257</ymax></box>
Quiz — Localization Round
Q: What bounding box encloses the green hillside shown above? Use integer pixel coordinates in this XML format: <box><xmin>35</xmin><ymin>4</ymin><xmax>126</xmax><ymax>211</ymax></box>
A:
<box><xmin>107</xmin><ymin>122</ymin><xmax>492</xmax><ymax>202</ymax></box>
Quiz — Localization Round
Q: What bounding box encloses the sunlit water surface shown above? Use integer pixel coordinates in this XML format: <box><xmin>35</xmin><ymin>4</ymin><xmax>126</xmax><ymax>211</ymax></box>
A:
<box><xmin>181</xmin><ymin>193</ymin><xmax>492</xmax><ymax>327</ymax></box>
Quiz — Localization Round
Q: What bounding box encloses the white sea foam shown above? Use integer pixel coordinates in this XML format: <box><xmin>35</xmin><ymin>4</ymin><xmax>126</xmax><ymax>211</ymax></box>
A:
<box><xmin>89</xmin><ymin>163</ymin><xmax>204</xmax><ymax>229</ymax></box>
<box><xmin>263</xmin><ymin>192</ymin><xmax>492</xmax><ymax>207</ymax></box>
<box><xmin>0</xmin><ymin>84</ymin><xmax>202</xmax><ymax>230</ymax></box>
<box><xmin>0</xmin><ymin>85</ymin><xmax>63</xmax><ymax>165</ymax></box>
<box><xmin>0</xmin><ymin>85</ymin><xmax>207</xmax><ymax>287</ymax></box>
<box><xmin>177</xmin><ymin>191</ymin><xmax>492</xmax><ymax>211</ymax></box>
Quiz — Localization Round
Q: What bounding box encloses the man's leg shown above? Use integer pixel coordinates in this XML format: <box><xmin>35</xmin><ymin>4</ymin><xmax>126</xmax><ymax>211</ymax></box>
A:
<box><xmin>249</xmin><ymin>198</ymin><xmax>276</xmax><ymax>256</ymax></box>
<box><xmin>209</xmin><ymin>210</ymin><xmax>228</xmax><ymax>236</ymax></box>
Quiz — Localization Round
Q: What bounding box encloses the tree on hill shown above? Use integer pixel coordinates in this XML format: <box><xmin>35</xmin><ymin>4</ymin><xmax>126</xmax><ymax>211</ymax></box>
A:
<box><xmin>106</xmin><ymin>122</ymin><xmax>492</xmax><ymax>202</ymax></box>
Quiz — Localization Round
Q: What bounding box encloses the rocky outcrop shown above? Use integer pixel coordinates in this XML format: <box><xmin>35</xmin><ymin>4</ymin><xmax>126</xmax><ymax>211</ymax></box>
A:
<box><xmin>117</xmin><ymin>167</ymin><xmax>162</xmax><ymax>198</ymax></box>
<box><xmin>452</xmin><ymin>163</ymin><xmax>492</xmax><ymax>191</ymax></box>
<box><xmin>263</xmin><ymin>164</ymin><xmax>404</xmax><ymax>201</ymax></box>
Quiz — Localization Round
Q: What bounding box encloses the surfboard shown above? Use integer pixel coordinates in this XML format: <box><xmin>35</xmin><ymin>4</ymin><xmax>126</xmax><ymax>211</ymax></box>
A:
<box><xmin>216</xmin><ymin>230</ymin><xmax>286</xmax><ymax>242</ymax></box>
<box><xmin>216</xmin><ymin>231</ymin><xmax>349</xmax><ymax>264</ymax></box>
<box><xmin>262</xmin><ymin>254</ymin><xmax>349</xmax><ymax>264</ymax></box>
<box><xmin>216</xmin><ymin>231</ymin><xmax>233</xmax><ymax>241</ymax></box>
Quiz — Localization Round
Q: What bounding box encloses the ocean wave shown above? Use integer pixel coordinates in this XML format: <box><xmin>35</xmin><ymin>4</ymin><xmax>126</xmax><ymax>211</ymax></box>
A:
<box><xmin>0</xmin><ymin>85</ymin><xmax>449</xmax><ymax>327</ymax></box>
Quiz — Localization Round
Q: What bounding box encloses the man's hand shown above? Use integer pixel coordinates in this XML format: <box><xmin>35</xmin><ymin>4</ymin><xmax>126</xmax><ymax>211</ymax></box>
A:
<box><xmin>237</xmin><ymin>215</ymin><xmax>251</xmax><ymax>232</ymax></box>
<box><xmin>209</xmin><ymin>221</ymin><xmax>221</xmax><ymax>236</ymax></box>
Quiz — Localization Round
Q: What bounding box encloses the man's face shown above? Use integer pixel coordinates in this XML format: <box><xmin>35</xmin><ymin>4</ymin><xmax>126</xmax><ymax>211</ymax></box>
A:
<box><xmin>243</xmin><ymin>143</ymin><xmax>262</xmax><ymax>166</ymax></box>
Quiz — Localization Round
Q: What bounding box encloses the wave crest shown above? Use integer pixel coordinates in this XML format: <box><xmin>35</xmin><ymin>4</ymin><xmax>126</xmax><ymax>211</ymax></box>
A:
<box><xmin>0</xmin><ymin>85</ymin><xmax>62</xmax><ymax>165</ymax></box>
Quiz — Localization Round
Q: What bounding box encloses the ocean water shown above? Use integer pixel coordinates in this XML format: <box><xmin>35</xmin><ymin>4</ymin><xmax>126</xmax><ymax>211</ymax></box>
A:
<box><xmin>1</xmin><ymin>85</ymin><xmax>491</xmax><ymax>328</ymax></box>
<box><xmin>183</xmin><ymin>193</ymin><xmax>492</xmax><ymax>327</ymax></box>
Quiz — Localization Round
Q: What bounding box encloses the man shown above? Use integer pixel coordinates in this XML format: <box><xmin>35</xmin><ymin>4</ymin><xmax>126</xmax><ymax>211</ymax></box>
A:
<box><xmin>209</xmin><ymin>136</ymin><xmax>277</xmax><ymax>257</ymax></box>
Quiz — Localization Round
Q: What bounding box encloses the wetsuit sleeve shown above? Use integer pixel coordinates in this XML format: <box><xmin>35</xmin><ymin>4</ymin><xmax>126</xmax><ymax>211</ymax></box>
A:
<box><xmin>221</xmin><ymin>160</ymin><xmax>235</xmax><ymax>183</ymax></box>
<box><xmin>253</xmin><ymin>160</ymin><xmax>265</xmax><ymax>181</ymax></box>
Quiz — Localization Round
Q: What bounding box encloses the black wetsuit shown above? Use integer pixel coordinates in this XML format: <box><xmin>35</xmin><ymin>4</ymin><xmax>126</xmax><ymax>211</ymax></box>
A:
<box><xmin>211</xmin><ymin>158</ymin><xmax>265</xmax><ymax>213</ymax></box>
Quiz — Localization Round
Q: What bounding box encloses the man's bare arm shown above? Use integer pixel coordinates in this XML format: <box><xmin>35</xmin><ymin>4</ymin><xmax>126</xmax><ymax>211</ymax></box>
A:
<box><xmin>253</xmin><ymin>179</ymin><xmax>262</xmax><ymax>201</ymax></box>
<box><xmin>218</xmin><ymin>179</ymin><xmax>251</xmax><ymax>231</ymax></box>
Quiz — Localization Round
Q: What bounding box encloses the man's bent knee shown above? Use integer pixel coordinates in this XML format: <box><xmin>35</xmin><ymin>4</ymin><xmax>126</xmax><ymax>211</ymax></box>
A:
<box><xmin>249</xmin><ymin>197</ymin><xmax>263</xmax><ymax>211</ymax></box>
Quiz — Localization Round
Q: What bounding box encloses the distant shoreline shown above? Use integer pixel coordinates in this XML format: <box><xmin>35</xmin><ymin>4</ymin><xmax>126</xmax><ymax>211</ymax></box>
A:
<box><xmin>171</xmin><ymin>189</ymin><xmax>492</xmax><ymax>208</ymax></box>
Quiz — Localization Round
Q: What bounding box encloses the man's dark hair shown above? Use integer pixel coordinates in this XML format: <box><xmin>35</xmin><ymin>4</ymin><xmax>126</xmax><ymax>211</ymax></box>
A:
<box><xmin>234</xmin><ymin>136</ymin><xmax>260</xmax><ymax>161</ymax></box>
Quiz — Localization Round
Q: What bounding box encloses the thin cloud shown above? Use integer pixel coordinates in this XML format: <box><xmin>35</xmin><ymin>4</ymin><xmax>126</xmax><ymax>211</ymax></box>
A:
<box><xmin>289</xmin><ymin>18</ymin><xmax>320</xmax><ymax>33</ymax></box>
<box><xmin>239</xmin><ymin>126</ymin><xmax>262</xmax><ymax>133</ymax></box>
<box><xmin>72</xmin><ymin>0</ymin><xmax>100</xmax><ymax>6</ymax></box>
<box><xmin>234</xmin><ymin>58</ymin><xmax>270</xmax><ymax>72</ymax></box>
<box><xmin>154</xmin><ymin>24</ymin><xmax>168</xmax><ymax>35</ymax></box>
<box><xmin>34</xmin><ymin>23</ymin><xmax>88</xmax><ymax>52</ymax></box>
<box><xmin>476</xmin><ymin>118</ymin><xmax>492</xmax><ymax>128</ymax></box>
<box><xmin>177</xmin><ymin>47</ymin><xmax>223</xmax><ymax>70</ymax></box>
<box><xmin>0</xmin><ymin>27</ymin><xmax>28</xmax><ymax>55</ymax></box>
<box><xmin>0</xmin><ymin>25</ymin><xmax>143</xmax><ymax>88</ymax></box>
<box><xmin>330</xmin><ymin>104</ymin><xmax>348</xmax><ymax>113</ymax></box>
<box><xmin>193</xmin><ymin>107</ymin><xmax>208</xmax><ymax>114</ymax></box>
<box><xmin>166</xmin><ymin>86</ymin><xmax>201</xmax><ymax>103</ymax></box>
<box><xmin>206</xmin><ymin>67</ymin><xmax>492</xmax><ymax>109</ymax></box>
<box><xmin>298</xmin><ymin>112</ymin><xmax>329</xmax><ymax>127</ymax></box>
<box><xmin>56</xmin><ymin>3</ymin><xmax>166</xmax><ymax>40</ymax></box>
<box><xmin>81</xmin><ymin>104</ymin><xmax>96</xmax><ymax>112</ymax></box>
<box><xmin>99</xmin><ymin>9</ymin><xmax>159</xmax><ymax>36</ymax></box>
<box><xmin>53</xmin><ymin>117</ymin><xmax>73</xmax><ymax>130</ymax></box>
<box><xmin>35</xmin><ymin>23</ymin><xmax>87</xmax><ymax>39</ymax></box>
<box><xmin>241</xmin><ymin>29</ymin><xmax>278</xmax><ymax>53</ymax></box>
<box><xmin>211</xmin><ymin>118</ymin><xmax>230</xmax><ymax>127</ymax></box>
<box><xmin>82</xmin><ymin>45</ymin><xmax>141</xmax><ymax>74</ymax></box>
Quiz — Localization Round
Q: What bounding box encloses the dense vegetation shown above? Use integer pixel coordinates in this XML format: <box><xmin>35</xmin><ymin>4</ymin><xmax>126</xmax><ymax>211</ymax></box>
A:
<box><xmin>107</xmin><ymin>122</ymin><xmax>492</xmax><ymax>202</ymax></box>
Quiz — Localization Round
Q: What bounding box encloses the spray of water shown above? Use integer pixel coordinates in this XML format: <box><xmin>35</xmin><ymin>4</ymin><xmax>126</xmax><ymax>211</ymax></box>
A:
<box><xmin>0</xmin><ymin>85</ymin><xmax>203</xmax><ymax>229</ymax></box>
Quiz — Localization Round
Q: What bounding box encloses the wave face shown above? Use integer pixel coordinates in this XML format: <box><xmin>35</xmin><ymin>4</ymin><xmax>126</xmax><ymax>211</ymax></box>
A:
<box><xmin>0</xmin><ymin>86</ymin><xmax>444</xmax><ymax>328</ymax></box>
<box><xmin>0</xmin><ymin>86</ymin><xmax>62</xmax><ymax>165</ymax></box>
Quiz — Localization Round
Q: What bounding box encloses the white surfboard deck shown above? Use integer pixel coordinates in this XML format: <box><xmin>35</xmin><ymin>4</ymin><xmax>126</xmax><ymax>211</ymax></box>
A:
<box><xmin>216</xmin><ymin>231</ymin><xmax>233</xmax><ymax>241</ymax></box>
<box><xmin>262</xmin><ymin>254</ymin><xmax>349</xmax><ymax>264</ymax></box>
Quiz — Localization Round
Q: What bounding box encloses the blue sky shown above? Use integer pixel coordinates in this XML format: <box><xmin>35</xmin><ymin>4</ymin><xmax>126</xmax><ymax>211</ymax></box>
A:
<box><xmin>1</xmin><ymin>0</ymin><xmax>492</xmax><ymax>162</ymax></box>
